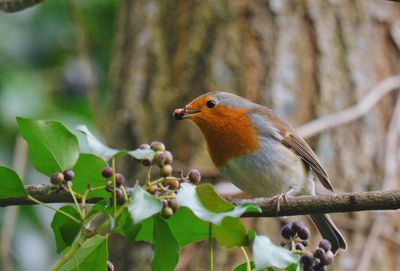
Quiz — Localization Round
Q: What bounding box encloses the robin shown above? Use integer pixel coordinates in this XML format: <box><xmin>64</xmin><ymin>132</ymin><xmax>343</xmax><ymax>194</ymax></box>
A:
<box><xmin>173</xmin><ymin>91</ymin><xmax>346</xmax><ymax>253</ymax></box>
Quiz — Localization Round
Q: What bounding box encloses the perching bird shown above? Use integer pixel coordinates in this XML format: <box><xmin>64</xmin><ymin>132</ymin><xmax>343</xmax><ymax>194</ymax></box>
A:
<box><xmin>173</xmin><ymin>91</ymin><xmax>346</xmax><ymax>253</ymax></box>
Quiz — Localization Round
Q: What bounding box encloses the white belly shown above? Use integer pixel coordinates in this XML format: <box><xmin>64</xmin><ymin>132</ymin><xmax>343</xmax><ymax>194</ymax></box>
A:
<box><xmin>218</xmin><ymin>136</ymin><xmax>315</xmax><ymax>198</ymax></box>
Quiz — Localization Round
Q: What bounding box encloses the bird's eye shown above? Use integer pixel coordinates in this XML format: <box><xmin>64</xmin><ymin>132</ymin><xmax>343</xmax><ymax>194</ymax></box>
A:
<box><xmin>206</xmin><ymin>100</ymin><xmax>216</xmax><ymax>108</ymax></box>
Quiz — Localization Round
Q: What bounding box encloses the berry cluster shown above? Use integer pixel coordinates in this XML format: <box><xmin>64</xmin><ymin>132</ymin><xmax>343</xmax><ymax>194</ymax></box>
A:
<box><xmin>280</xmin><ymin>221</ymin><xmax>335</xmax><ymax>271</ymax></box>
<box><xmin>50</xmin><ymin>170</ymin><xmax>75</xmax><ymax>190</ymax></box>
<box><xmin>140</xmin><ymin>141</ymin><xmax>201</xmax><ymax>218</ymax></box>
<box><xmin>102</xmin><ymin>167</ymin><xmax>126</xmax><ymax>202</ymax></box>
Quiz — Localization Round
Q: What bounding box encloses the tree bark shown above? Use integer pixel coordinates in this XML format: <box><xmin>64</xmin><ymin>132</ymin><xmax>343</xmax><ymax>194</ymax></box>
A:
<box><xmin>105</xmin><ymin>1</ymin><xmax>400</xmax><ymax>270</ymax></box>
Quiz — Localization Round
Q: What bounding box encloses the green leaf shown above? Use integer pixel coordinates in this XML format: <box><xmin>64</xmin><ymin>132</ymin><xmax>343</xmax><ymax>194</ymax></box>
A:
<box><xmin>135</xmin><ymin>217</ymin><xmax>154</xmax><ymax>242</ymax></box>
<box><xmin>72</xmin><ymin>153</ymin><xmax>108</xmax><ymax>199</ymax></box>
<box><xmin>176</xmin><ymin>183</ymin><xmax>261</xmax><ymax>225</ymax></box>
<box><xmin>88</xmin><ymin>202</ymin><xmax>115</xmax><ymax>230</ymax></box>
<box><xmin>167</xmin><ymin>207</ymin><xmax>209</xmax><ymax>247</ymax></box>
<box><xmin>213</xmin><ymin>216</ymin><xmax>249</xmax><ymax>248</ymax></box>
<box><xmin>252</xmin><ymin>235</ymin><xmax>299</xmax><ymax>271</ymax></box>
<box><xmin>151</xmin><ymin>216</ymin><xmax>180</xmax><ymax>271</ymax></box>
<box><xmin>51</xmin><ymin>206</ymin><xmax>82</xmax><ymax>253</ymax></box>
<box><xmin>196</xmin><ymin>184</ymin><xmax>234</xmax><ymax>212</ymax></box>
<box><xmin>59</xmin><ymin>235</ymin><xmax>108</xmax><ymax>271</ymax></box>
<box><xmin>0</xmin><ymin>166</ymin><xmax>27</xmax><ymax>199</ymax></box>
<box><xmin>233</xmin><ymin>261</ymin><xmax>255</xmax><ymax>271</ymax></box>
<box><xmin>17</xmin><ymin>117</ymin><xmax>79</xmax><ymax>176</ymax></box>
<box><xmin>77</xmin><ymin>125</ymin><xmax>155</xmax><ymax>161</ymax></box>
<box><xmin>128</xmin><ymin>183</ymin><xmax>163</xmax><ymax>224</ymax></box>
<box><xmin>114</xmin><ymin>208</ymin><xmax>142</xmax><ymax>242</ymax></box>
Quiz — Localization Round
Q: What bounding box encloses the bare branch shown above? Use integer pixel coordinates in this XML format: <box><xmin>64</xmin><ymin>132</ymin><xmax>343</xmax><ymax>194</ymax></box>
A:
<box><xmin>0</xmin><ymin>0</ymin><xmax>45</xmax><ymax>12</ymax></box>
<box><xmin>1</xmin><ymin>184</ymin><xmax>400</xmax><ymax>217</ymax></box>
<box><xmin>297</xmin><ymin>75</ymin><xmax>400</xmax><ymax>138</ymax></box>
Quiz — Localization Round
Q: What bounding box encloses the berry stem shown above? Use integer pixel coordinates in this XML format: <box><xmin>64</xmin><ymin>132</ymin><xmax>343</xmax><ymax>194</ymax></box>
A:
<box><xmin>27</xmin><ymin>195</ymin><xmax>81</xmax><ymax>224</ymax></box>
<box><xmin>240</xmin><ymin>246</ymin><xmax>251</xmax><ymax>271</ymax></box>
<box><xmin>158</xmin><ymin>195</ymin><xmax>176</xmax><ymax>199</ymax></box>
<box><xmin>144</xmin><ymin>176</ymin><xmax>179</xmax><ymax>189</ymax></box>
<box><xmin>67</xmin><ymin>183</ymin><xmax>84</xmax><ymax>219</ymax></box>
<box><xmin>112</xmin><ymin>158</ymin><xmax>117</xmax><ymax>215</ymax></box>
<box><xmin>208</xmin><ymin>223</ymin><xmax>213</xmax><ymax>271</ymax></box>
<box><xmin>121</xmin><ymin>186</ymin><xmax>129</xmax><ymax>201</ymax></box>
<box><xmin>145</xmin><ymin>166</ymin><xmax>151</xmax><ymax>186</ymax></box>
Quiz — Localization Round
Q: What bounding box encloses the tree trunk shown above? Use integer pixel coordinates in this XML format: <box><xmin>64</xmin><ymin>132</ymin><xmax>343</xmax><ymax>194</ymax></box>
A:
<box><xmin>105</xmin><ymin>0</ymin><xmax>400</xmax><ymax>270</ymax></box>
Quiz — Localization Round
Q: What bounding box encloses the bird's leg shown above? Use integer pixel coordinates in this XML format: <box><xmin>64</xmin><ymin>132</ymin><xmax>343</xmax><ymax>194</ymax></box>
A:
<box><xmin>271</xmin><ymin>188</ymin><xmax>295</xmax><ymax>216</ymax></box>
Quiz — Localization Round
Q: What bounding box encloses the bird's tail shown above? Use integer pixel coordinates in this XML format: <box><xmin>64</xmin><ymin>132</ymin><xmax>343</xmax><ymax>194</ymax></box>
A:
<box><xmin>309</xmin><ymin>213</ymin><xmax>347</xmax><ymax>253</ymax></box>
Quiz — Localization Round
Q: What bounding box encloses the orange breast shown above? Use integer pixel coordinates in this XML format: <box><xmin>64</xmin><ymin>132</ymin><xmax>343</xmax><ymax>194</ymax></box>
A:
<box><xmin>191</xmin><ymin>105</ymin><xmax>261</xmax><ymax>167</ymax></box>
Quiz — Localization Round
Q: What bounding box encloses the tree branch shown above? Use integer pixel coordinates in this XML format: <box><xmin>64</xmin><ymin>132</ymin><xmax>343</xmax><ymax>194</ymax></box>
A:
<box><xmin>0</xmin><ymin>0</ymin><xmax>45</xmax><ymax>12</ymax></box>
<box><xmin>2</xmin><ymin>184</ymin><xmax>400</xmax><ymax>217</ymax></box>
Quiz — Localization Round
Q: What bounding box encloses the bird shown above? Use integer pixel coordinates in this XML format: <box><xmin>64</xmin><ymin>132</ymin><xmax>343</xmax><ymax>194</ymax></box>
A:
<box><xmin>173</xmin><ymin>91</ymin><xmax>346</xmax><ymax>253</ymax></box>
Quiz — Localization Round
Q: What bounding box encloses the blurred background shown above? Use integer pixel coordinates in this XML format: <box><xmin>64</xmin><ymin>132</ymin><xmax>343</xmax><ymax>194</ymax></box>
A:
<box><xmin>0</xmin><ymin>0</ymin><xmax>399</xmax><ymax>270</ymax></box>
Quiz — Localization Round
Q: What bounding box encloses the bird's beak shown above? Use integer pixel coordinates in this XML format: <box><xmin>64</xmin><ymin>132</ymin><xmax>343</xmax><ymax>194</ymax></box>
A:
<box><xmin>173</xmin><ymin>107</ymin><xmax>201</xmax><ymax>120</ymax></box>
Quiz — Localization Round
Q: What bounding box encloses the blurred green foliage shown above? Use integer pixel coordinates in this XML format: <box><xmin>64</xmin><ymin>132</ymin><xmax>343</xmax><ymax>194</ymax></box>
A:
<box><xmin>0</xmin><ymin>1</ymin><xmax>118</xmax><ymax>270</ymax></box>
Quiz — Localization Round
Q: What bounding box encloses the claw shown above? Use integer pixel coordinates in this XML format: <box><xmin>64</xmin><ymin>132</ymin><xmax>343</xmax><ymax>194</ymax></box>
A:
<box><xmin>272</xmin><ymin>193</ymin><xmax>290</xmax><ymax>216</ymax></box>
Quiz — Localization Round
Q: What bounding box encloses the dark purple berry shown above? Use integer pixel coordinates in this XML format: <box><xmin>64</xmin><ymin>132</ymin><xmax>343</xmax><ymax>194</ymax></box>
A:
<box><xmin>291</xmin><ymin>221</ymin><xmax>304</xmax><ymax>233</ymax></box>
<box><xmin>321</xmin><ymin>250</ymin><xmax>334</xmax><ymax>265</ymax></box>
<box><xmin>142</xmin><ymin>158</ymin><xmax>152</xmax><ymax>167</ymax></box>
<box><xmin>302</xmin><ymin>240</ymin><xmax>309</xmax><ymax>247</ymax></box>
<box><xmin>319</xmin><ymin>239</ymin><xmax>332</xmax><ymax>252</ymax></box>
<box><xmin>300</xmin><ymin>252</ymin><xmax>315</xmax><ymax>266</ymax></box>
<box><xmin>139</xmin><ymin>143</ymin><xmax>150</xmax><ymax>150</ymax></box>
<box><xmin>51</xmin><ymin>173</ymin><xmax>64</xmax><ymax>184</ymax></box>
<box><xmin>150</xmin><ymin>141</ymin><xmax>165</xmax><ymax>152</ymax></box>
<box><xmin>160</xmin><ymin>165</ymin><xmax>173</xmax><ymax>177</ymax></box>
<box><xmin>115</xmin><ymin>173</ymin><xmax>125</xmax><ymax>186</ymax></box>
<box><xmin>168</xmin><ymin>199</ymin><xmax>179</xmax><ymax>212</ymax></box>
<box><xmin>314</xmin><ymin>247</ymin><xmax>325</xmax><ymax>259</ymax></box>
<box><xmin>280</xmin><ymin>241</ymin><xmax>286</xmax><ymax>247</ymax></box>
<box><xmin>188</xmin><ymin>169</ymin><xmax>201</xmax><ymax>184</ymax></box>
<box><xmin>107</xmin><ymin>260</ymin><xmax>114</xmax><ymax>271</ymax></box>
<box><xmin>102</xmin><ymin>167</ymin><xmax>113</xmax><ymax>178</ymax></box>
<box><xmin>295</xmin><ymin>242</ymin><xmax>305</xmax><ymax>251</ymax></box>
<box><xmin>63</xmin><ymin>170</ymin><xmax>75</xmax><ymax>181</ymax></box>
<box><xmin>115</xmin><ymin>188</ymin><xmax>123</xmax><ymax>200</ymax></box>
<box><xmin>303</xmin><ymin>265</ymin><xmax>313</xmax><ymax>271</ymax></box>
<box><xmin>164</xmin><ymin>151</ymin><xmax>173</xmax><ymax>165</ymax></box>
<box><xmin>59</xmin><ymin>183</ymin><xmax>66</xmax><ymax>190</ymax></box>
<box><xmin>298</xmin><ymin>226</ymin><xmax>310</xmax><ymax>240</ymax></box>
<box><xmin>281</xmin><ymin>224</ymin><xmax>294</xmax><ymax>239</ymax></box>
<box><xmin>161</xmin><ymin>206</ymin><xmax>173</xmax><ymax>218</ymax></box>
<box><xmin>313</xmin><ymin>263</ymin><xmax>326</xmax><ymax>271</ymax></box>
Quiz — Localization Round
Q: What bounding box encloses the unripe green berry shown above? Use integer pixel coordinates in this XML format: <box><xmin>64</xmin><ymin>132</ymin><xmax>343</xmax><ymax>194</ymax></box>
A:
<box><xmin>51</xmin><ymin>173</ymin><xmax>64</xmax><ymax>184</ymax></box>
<box><xmin>161</xmin><ymin>206</ymin><xmax>173</xmax><ymax>218</ymax></box>
<box><xmin>160</xmin><ymin>165</ymin><xmax>173</xmax><ymax>177</ymax></box>
<box><xmin>150</xmin><ymin>141</ymin><xmax>165</xmax><ymax>152</ymax></box>
<box><xmin>146</xmin><ymin>185</ymin><xmax>158</xmax><ymax>195</ymax></box>
<box><xmin>164</xmin><ymin>151</ymin><xmax>173</xmax><ymax>165</ymax></box>
<box><xmin>167</xmin><ymin>179</ymin><xmax>180</xmax><ymax>190</ymax></box>
<box><xmin>153</xmin><ymin>151</ymin><xmax>166</xmax><ymax>166</ymax></box>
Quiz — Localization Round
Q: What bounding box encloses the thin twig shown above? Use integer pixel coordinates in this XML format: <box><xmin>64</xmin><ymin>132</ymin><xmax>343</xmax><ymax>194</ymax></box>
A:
<box><xmin>297</xmin><ymin>75</ymin><xmax>400</xmax><ymax>138</ymax></box>
<box><xmin>0</xmin><ymin>0</ymin><xmax>45</xmax><ymax>12</ymax></box>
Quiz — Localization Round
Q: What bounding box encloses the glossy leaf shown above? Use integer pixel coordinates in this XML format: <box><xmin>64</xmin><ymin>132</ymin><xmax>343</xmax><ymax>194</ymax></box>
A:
<box><xmin>213</xmin><ymin>216</ymin><xmax>249</xmax><ymax>248</ymax></box>
<box><xmin>77</xmin><ymin>125</ymin><xmax>154</xmax><ymax>161</ymax></box>
<box><xmin>17</xmin><ymin>117</ymin><xmax>79</xmax><ymax>176</ymax></box>
<box><xmin>0</xmin><ymin>166</ymin><xmax>27</xmax><ymax>199</ymax></box>
<box><xmin>72</xmin><ymin>153</ymin><xmax>108</xmax><ymax>199</ymax></box>
<box><xmin>58</xmin><ymin>235</ymin><xmax>108</xmax><ymax>271</ymax></box>
<box><xmin>51</xmin><ymin>206</ymin><xmax>81</xmax><ymax>253</ymax></box>
<box><xmin>252</xmin><ymin>235</ymin><xmax>299</xmax><ymax>271</ymax></box>
<box><xmin>114</xmin><ymin>208</ymin><xmax>142</xmax><ymax>242</ymax></box>
<box><xmin>176</xmin><ymin>183</ymin><xmax>261</xmax><ymax>225</ymax></box>
<box><xmin>128</xmin><ymin>183</ymin><xmax>163</xmax><ymax>224</ymax></box>
<box><xmin>151</xmin><ymin>216</ymin><xmax>180</xmax><ymax>271</ymax></box>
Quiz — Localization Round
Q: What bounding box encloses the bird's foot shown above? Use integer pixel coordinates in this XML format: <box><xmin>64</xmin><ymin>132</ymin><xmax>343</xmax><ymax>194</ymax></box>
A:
<box><xmin>271</xmin><ymin>193</ymin><xmax>289</xmax><ymax>216</ymax></box>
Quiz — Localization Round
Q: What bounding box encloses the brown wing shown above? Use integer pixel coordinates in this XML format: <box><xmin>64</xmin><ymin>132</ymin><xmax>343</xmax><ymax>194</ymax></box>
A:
<box><xmin>249</xmin><ymin>106</ymin><xmax>333</xmax><ymax>191</ymax></box>
<box><xmin>282</xmin><ymin>132</ymin><xmax>333</xmax><ymax>191</ymax></box>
